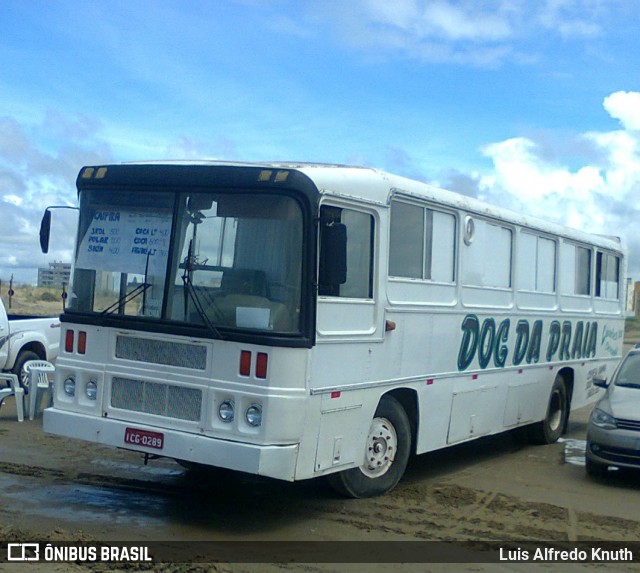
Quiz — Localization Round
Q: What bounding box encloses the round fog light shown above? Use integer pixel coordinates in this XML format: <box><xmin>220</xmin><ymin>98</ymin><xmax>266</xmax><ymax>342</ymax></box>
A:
<box><xmin>245</xmin><ymin>403</ymin><xmax>262</xmax><ymax>427</ymax></box>
<box><xmin>85</xmin><ymin>379</ymin><xmax>98</xmax><ymax>400</ymax></box>
<box><xmin>218</xmin><ymin>399</ymin><xmax>235</xmax><ymax>422</ymax></box>
<box><xmin>63</xmin><ymin>376</ymin><xmax>76</xmax><ymax>396</ymax></box>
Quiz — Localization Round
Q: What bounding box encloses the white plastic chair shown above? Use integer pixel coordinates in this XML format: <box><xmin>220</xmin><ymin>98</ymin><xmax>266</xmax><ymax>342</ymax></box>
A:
<box><xmin>0</xmin><ymin>372</ymin><xmax>25</xmax><ymax>422</ymax></box>
<box><xmin>24</xmin><ymin>360</ymin><xmax>55</xmax><ymax>420</ymax></box>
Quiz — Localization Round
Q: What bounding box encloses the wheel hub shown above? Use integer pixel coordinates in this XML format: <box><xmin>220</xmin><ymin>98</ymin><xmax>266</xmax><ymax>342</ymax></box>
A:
<box><xmin>361</xmin><ymin>417</ymin><xmax>397</xmax><ymax>478</ymax></box>
<box><xmin>548</xmin><ymin>390</ymin><xmax>563</xmax><ymax>432</ymax></box>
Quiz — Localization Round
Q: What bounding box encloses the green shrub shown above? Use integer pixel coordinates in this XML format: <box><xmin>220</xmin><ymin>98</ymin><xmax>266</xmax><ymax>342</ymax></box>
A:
<box><xmin>40</xmin><ymin>291</ymin><xmax>59</xmax><ymax>302</ymax></box>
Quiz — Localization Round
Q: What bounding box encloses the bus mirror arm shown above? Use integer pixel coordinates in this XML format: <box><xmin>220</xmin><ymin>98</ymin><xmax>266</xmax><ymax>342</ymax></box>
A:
<box><xmin>39</xmin><ymin>205</ymin><xmax>79</xmax><ymax>254</ymax></box>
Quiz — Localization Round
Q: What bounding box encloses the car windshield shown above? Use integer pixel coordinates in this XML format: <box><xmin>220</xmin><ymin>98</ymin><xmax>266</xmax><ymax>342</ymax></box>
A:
<box><xmin>68</xmin><ymin>189</ymin><xmax>304</xmax><ymax>335</ymax></box>
<box><xmin>615</xmin><ymin>352</ymin><xmax>640</xmax><ymax>388</ymax></box>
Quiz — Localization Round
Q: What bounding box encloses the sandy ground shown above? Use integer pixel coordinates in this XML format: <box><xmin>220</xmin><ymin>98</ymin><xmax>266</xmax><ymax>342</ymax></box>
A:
<box><xmin>1</xmin><ymin>390</ymin><xmax>640</xmax><ymax>573</ymax></box>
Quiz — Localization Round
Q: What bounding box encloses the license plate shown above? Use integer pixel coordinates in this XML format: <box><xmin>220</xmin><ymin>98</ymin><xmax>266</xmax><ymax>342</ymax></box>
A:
<box><xmin>124</xmin><ymin>427</ymin><xmax>164</xmax><ymax>450</ymax></box>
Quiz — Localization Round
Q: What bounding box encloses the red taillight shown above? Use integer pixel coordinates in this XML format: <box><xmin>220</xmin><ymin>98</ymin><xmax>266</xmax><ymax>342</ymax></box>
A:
<box><xmin>256</xmin><ymin>352</ymin><xmax>268</xmax><ymax>379</ymax></box>
<box><xmin>239</xmin><ymin>350</ymin><xmax>252</xmax><ymax>377</ymax></box>
<box><xmin>78</xmin><ymin>331</ymin><xmax>87</xmax><ymax>354</ymax></box>
<box><xmin>65</xmin><ymin>330</ymin><xmax>74</xmax><ymax>353</ymax></box>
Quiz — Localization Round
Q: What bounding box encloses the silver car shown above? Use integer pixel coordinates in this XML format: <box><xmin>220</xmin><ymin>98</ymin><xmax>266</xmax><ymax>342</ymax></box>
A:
<box><xmin>586</xmin><ymin>345</ymin><xmax>640</xmax><ymax>478</ymax></box>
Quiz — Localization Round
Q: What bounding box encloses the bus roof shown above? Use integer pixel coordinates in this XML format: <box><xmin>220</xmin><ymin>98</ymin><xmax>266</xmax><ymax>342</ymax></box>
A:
<box><xmin>112</xmin><ymin>160</ymin><xmax>623</xmax><ymax>253</ymax></box>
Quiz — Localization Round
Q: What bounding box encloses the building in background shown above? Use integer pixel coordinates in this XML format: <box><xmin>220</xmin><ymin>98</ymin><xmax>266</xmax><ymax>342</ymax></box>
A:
<box><xmin>632</xmin><ymin>280</ymin><xmax>640</xmax><ymax>317</ymax></box>
<box><xmin>37</xmin><ymin>261</ymin><xmax>71</xmax><ymax>288</ymax></box>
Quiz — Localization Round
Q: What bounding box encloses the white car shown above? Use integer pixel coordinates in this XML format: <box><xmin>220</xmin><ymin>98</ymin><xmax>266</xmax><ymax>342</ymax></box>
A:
<box><xmin>0</xmin><ymin>298</ymin><xmax>60</xmax><ymax>388</ymax></box>
<box><xmin>585</xmin><ymin>345</ymin><xmax>640</xmax><ymax>478</ymax></box>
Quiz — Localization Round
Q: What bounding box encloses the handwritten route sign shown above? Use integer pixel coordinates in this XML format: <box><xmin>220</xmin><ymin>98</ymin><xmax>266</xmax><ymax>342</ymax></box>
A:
<box><xmin>76</xmin><ymin>209</ymin><xmax>172</xmax><ymax>276</ymax></box>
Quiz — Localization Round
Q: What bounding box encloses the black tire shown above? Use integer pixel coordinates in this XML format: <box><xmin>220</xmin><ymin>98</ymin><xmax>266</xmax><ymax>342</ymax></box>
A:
<box><xmin>11</xmin><ymin>350</ymin><xmax>41</xmax><ymax>393</ymax></box>
<box><xmin>528</xmin><ymin>374</ymin><xmax>568</xmax><ymax>445</ymax></box>
<box><xmin>328</xmin><ymin>395</ymin><xmax>411</xmax><ymax>498</ymax></box>
<box><xmin>585</xmin><ymin>456</ymin><xmax>608</xmax><ymax>479</ymax></box>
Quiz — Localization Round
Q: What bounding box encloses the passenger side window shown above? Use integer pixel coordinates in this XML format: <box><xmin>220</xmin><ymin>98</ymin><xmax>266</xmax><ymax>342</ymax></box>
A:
<box><xmin>461</xmin><ymin>217</ymin><xmax>512</xmax><ymax>288</ymax></box>
<box><xmin>596</xmin><ymin>251</ymin><xmax>620</xmax><ymax>299</ymax></box>
<box><xmin>575</xmin><ymin>246</ymin><xmax>592</xmax><ymax>295</ymax></box>
<box><xmin>319</xmin><ymin>206</ymin><xmax>374</xmax><ymax>299</ymax></box>
<box><xmin>560</xmin><ymin>243</ymin><xmax>592</xmax><ymax>296</ymax></box>
<box><xmin>517</xmin><ymin>232</ymin><xmax>556</xmax><ymax>293</ymax></box>
<box><xmin>389</xmin><ymin>201</ymin><xmax>423</xmax><ymax>278</ymax></box>
<box><xmin>389</xmin><ymin>200</ymin><xmax>455</xmax><ymax>283</ymax></box>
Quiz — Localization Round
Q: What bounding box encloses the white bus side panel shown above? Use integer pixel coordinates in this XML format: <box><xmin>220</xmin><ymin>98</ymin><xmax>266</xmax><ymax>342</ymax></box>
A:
<box><xmin>308</xmin><ymin>307</ymin><xmax>623</xmax><ymax>474</ymax></box>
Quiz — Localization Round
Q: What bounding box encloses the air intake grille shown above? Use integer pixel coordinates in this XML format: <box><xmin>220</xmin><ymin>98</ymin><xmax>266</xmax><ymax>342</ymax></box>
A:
<box><xmin>111</xmin><ymin>377</ymin><xmax>202</xmax><ymax>422</ymax></box>
<box><xmin>116</xmin><ymin>336</ymin><xmax>207</xmax><ymax>370</ymax></box>
<box><xmin>616</xmin><ymin>418</ymin><xmax>640</xmax><ymax>432</ymax></box>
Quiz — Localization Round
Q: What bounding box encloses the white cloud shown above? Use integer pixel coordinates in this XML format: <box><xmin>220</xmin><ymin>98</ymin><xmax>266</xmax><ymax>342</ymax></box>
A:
<box><xmin>422</xmin><ymin>1</ymin><xmax>512</xmax><ymax>41</ymax></box>
<box><xmin>319</xmin><ymin>0</ymin><xmax>616</xmax><ymax>66</ymax></box>
<box><xmin>603</xmin><ymin>91</ymin><xmax>640</xmax><ymax>131</ymax></box>
<box><xmin>0</xmin><ymin>113</ymin><xmax>111</xmax><ymax>283</ymax></box>
<box><xmin>471</xmin><ymin>90</ymin><xmax>640</xmax><ymax>277</ymax></box>
<box><xmin>480</xmin><ymin>136</ymin><xmax>607</xmax><ymax>204</ymax></box>
<box><xmin>537</xmin><ymin>0</ymin><xmax>603</xmax><ymax>39</ymax></box>
<box><xmin>3</xmin><ymin>194</ymin><xmax>23</xmax><ymax>206</ymax></box>
<box><xmin>362</xmin><ymin>0</ymin><xmax>512</xmax><ymax>41</ymax></box>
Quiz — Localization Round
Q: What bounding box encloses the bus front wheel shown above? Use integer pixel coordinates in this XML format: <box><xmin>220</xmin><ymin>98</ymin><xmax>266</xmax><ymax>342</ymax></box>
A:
<box><xmin>528</xmin><ymin>374</ymin><xmax>568</xmax><ymax>444</ymax></box>
<box><xmin>328</xmin><ymin>395</ymin><xmax>411</xmax><ymax>498</ymax></box>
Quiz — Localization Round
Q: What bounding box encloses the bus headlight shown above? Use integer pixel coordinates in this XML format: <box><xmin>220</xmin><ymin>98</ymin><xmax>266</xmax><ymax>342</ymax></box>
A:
<box><xmin>63</xmin><ymin>376</ymin><xmax>76</xmax><ymax>396</ymax></box>
<box><xmin>85</xmin><ymin>379</ymin><xmax>98</xmax><ymax>400</ymax></box>
<box><xmin>218</xmin><ymin>400</ymin><xmax>235</xmax><ymax>422</ymax></box>
<box><xmin>245</xmin><ymin>403</ymin><xmax>262</xmax><ymax>427</ymax></box>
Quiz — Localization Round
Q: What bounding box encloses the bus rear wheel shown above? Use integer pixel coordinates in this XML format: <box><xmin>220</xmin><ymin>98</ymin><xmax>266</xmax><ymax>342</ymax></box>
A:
<box><xmin>528</xmin><ymin>374</ymin><xmax>568</xmax><ymax>444</ymax></box>
<box><xmin>328</xmin><ymin>395</ymin><xmax>411</xmax><ymax>498</ymax></box>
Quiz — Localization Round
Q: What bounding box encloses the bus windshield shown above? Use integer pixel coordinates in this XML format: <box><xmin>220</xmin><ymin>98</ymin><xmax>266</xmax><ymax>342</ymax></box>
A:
<box><xmin>69</xmin><ymin>189</ymin><xmax>304</xmax><ymax>335</ymax></box>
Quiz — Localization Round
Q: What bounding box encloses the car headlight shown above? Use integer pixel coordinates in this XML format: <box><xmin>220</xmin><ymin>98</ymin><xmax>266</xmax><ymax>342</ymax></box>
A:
<box><xmin>85</xmin><ymin>379</ymin><xmax>98</xmax><ymax>400</ymax></box>
<box><xmin>63</xmin><ymin>376</ymin><xmax>76</xmax><ymax>397</ymax></box>
<box><xmin>590</xmin><ymin>407</ymin><xmax>617</xmax><ymax>430</ymax></box>
<box><xmin>218</xmin><ymin>400</ymin><xmax>235</xmax><ymax>423</ymax></box>
<box><xmin>245</xmin><ymin>403</ymin><xmax>262</xmax><ymax>427</ymax></box>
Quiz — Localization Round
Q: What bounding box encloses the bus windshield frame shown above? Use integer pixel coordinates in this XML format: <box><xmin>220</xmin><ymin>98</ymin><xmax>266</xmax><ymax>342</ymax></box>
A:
<box><xmin>65</xmin><ymin>179</ymin><xmax>316</xmax><ymax>348</ymax></box>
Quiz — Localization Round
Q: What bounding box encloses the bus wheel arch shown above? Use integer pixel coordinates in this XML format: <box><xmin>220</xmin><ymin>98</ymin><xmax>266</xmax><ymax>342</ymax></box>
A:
<box><xmin>327</xmin><ymin>391</ymin><xmax>415</xmax><ymax>498</ymax></box>
<box><xmin>387</xmin><ymin>388</ymin><xmax>419</xmax><ymax>454</ymax></box>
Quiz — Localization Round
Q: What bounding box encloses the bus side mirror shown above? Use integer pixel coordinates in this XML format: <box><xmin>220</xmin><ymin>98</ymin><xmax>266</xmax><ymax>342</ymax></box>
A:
<box><xmin>319</xmin><ymin>223</ymin><xmax>347</xmax><ymax>289</ymax></box>
<box><xmin>40</xmin><ymin>209</ymin><xmax>52</xmax><ymax>254</ymax></box>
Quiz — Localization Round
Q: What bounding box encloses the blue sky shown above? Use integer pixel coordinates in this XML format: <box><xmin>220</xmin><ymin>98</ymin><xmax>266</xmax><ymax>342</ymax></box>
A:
<box><xmin>1</xmin><ymin>0</ymin><xmax>640</xmax><ymax>286</ymax></box>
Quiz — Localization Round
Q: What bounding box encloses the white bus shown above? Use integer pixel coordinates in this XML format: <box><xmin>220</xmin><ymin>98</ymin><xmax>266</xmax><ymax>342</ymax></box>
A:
<box><xmin>41</xmin><ymin>162</ymin><xmax>626</xmax><ymax>498</ymax></box>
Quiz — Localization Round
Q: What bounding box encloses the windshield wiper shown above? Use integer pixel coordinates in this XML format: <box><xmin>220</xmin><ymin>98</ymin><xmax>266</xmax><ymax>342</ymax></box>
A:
<box><xmin>182</xmin><ymin>274</ymin><xmax>224</xmax><ymax>339</ymax></box>
<box><xmin>100</xmin><ymin>282</ymin><xmax>152</xmax><ymax>316</ymax></box>
<box><xmin>102</xmin><ymin>252</ymin><xmax>153</xmax><ymax>316</ymax></box>
<box><xmin>181</xmin><ymin>239</ymin><xmax>224</xmax><ymax>339</ymax></box>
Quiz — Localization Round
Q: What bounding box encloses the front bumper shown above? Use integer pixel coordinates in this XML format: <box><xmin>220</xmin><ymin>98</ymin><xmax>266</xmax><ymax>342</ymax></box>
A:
<box><xmin>586</xmin><ymin>425</ymin><xmax>640</xmax><ymax>470</ymax></box>
<box><xmin>44</xmin><ymin>408</ymin><xmax>300</xmax><ymax>481</ymax></box>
